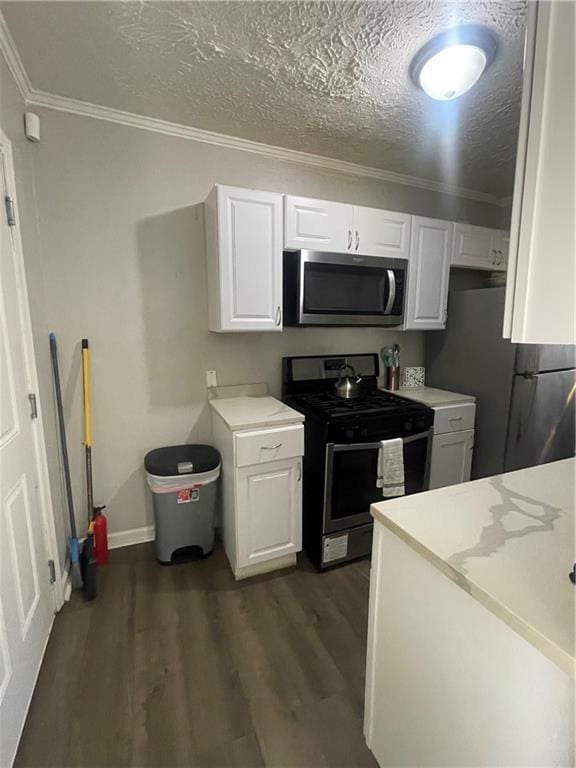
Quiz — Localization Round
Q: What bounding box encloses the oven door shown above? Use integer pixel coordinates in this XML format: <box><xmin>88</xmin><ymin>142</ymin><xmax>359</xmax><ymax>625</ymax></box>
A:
<box><xmin>323</xmin><ymin>431</ymin><xmax>431</xmax><ymax>535</ymax></box>
<box><xmin>299</xmin><ymin>251</ymin><xmax>405</xmax><ymax>326</ymax></box>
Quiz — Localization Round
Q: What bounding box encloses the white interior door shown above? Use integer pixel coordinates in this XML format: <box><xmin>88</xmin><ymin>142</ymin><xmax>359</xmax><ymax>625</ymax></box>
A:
<box><xmin>0</xmin><ymin>136</ymin><xmax>56</xmax><ymax>767</ymax></box>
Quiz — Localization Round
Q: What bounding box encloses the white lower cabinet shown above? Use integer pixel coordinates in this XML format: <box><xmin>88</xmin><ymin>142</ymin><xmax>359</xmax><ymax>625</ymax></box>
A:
<box><xmin>237</xmin><ymin>457</ymin><xmax>302</xmax><ymax>567</ymax></box>
<box><xmin>429</xmin><ymin>430</ymin><xmax>474</xmax><ymax>489</ymax></box>
<box><xmin>212</xmin><ymin>417</ymin><xmax>303</xmax><ymax>579</ymax></box>
<box><xmin>428</xmin><ymin>403</ymin><xmax>476</xmax><ymax>489</ymax></box>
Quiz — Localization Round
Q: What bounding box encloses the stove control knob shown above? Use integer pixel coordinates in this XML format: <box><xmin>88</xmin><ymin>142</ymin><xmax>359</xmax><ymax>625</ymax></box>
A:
<box><xmin>403</xmin><ymin>421</ymin><xmax>413</xmax><ymax>431</ymax></box>
<box><xmin>360</xmin><ymin>428</ymin><xmax>368</xmax><ymax>438</ymax></box>
<box><xmin>345</xmin><ymin>429</ymin><xmax>355</xmax><ymax>440</ymax></box>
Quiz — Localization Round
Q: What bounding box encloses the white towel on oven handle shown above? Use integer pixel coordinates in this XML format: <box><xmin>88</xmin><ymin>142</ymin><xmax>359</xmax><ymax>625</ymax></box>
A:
<box><xmin>376</xmin><ymin>438</ymin><xmax>405</xmax><ymax>498</ymax></box>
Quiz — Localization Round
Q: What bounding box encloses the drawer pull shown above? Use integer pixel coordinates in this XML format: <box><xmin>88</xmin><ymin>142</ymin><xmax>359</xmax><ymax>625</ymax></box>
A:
<box><xmin>261</xmin><ymin>443</ymin><xmax>282</xmax><ymax>450</ymax></box>
<box><xmin>449</xmin><ymin>416</ymin><xmax>463</xmax><ymax>422</ymax></box>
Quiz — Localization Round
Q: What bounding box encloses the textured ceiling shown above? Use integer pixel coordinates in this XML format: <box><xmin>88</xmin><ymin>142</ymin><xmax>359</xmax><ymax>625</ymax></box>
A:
<box><xmin>2</xmin><ymin>1</ymin><xmax>527</xmax><ymax>196</ymax></box>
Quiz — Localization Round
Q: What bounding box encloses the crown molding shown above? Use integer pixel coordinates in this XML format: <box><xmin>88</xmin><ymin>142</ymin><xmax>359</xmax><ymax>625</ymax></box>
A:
<box><xmin>1</xmin><ymin>10</ymin><xmax>505</xmax><ymax>207</ymax></box>
<box><xmin>24</xmin><ymin>90</ymin><xmax>504</xmax><ymax>205</ymax></box>
<box><xmin>0</xmin><ymin>9</ymin><xmax>32</xmax><ymax>98</ymax></box>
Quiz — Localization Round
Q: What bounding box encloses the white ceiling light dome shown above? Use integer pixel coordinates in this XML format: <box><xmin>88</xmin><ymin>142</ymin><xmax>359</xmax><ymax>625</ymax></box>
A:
<box><xmin>411</xmin><ymin>25</ymin><xmax>498</xmax><ymax>101</ymax></box>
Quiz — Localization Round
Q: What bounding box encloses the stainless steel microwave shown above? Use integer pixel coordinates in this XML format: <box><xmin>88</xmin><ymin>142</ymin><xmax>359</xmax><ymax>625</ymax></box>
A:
<box><xmin>283</xmin><ymin>250</ymin><xmax>406</xmax><ymax>327</ymax></box>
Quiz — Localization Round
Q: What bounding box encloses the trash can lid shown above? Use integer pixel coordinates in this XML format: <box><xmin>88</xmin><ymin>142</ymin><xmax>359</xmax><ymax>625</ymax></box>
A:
<box><xmin>144</xmin><ymin>444</ymin><xmax>221</xmax><ymax>476</ymax></box>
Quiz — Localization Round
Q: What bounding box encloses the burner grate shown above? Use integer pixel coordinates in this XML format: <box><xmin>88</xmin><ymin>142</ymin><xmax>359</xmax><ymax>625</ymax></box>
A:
<box><xmin>294</xmin><ymin>390</ymin><xmax>406</xmax><ymax>417</ymax></box>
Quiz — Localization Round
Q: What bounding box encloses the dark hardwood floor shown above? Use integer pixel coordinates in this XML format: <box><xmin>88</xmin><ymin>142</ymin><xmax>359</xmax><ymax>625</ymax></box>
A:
<box><xmin>15</xmin><ymin>543</ymin><xmax>378</xmax><ymax>768</ymax></box>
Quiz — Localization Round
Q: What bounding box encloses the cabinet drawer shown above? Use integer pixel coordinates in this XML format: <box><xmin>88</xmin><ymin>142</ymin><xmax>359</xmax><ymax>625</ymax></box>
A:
<box><xmin>433</xmin><ymin>403</ymin><xmax>476</xmax><ymax>434</ymax></box>
<box><xmin>235</xmin><ymin>425</ymin><xmax>304</xmax><ymax>468</ymax></box>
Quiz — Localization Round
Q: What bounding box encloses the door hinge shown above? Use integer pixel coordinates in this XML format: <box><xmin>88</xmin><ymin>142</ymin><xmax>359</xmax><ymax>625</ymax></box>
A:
<box><xmin>48</xmin><ymin>559</ymin><xmax>56</xmax><ymax>584</ymax></box>
<box><xmin>4</xmin><ymin>195</ymin><xmax>15</xmax><ymax>227</ymax></box>
<box><xmin>28</xmin><ymin>393</ymin><xmax>38</xmax><ymax>419</ymax></box>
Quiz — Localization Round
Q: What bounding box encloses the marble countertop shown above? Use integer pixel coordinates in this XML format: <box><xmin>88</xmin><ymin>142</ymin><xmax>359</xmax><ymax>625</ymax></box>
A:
<box><xmin>209</xmin><ymin>396</ymin><xmax>304</xmax><ymax>432</ymax></box>
<box><xmin>371</xmin><ymin>458</ymin><xmax>575</xmax><ymax>676</ymax></box>
<box><xmin>379</xmin><ymin>385</ymin><xmax>476</xmax><ymax>407</ymax></box>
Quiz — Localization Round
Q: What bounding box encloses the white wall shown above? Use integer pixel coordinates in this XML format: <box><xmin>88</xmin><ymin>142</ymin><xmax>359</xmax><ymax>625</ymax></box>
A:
<box><xmin>0</xmin><ymin>54</ymin><xmax>503</xmax><ymax>571</ymax></box>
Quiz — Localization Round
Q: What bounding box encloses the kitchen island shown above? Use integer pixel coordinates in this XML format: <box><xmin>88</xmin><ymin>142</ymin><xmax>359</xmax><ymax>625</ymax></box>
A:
<box><xmin>364</xmin><ymin>458</ymin><xmax>575</xmax><ymax>767</ymax></box>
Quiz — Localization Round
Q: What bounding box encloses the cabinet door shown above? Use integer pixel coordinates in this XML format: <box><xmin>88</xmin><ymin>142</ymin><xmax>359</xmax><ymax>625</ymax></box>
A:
<box><xmin>504</xmin><ymin>2</ymin><xmax>574</xmax><ymax>344</ymax></box>
<box><xmin>452</xmin><ymin>223</ymin><xmax>495</xmax><ymax>270</ymax></box>
<box><xmin>353</xmin><ymin>207</ymin><xmax>411</xmax><ymax>259</ymax></box>
<box><xmin>236</xmin><ymin>457</ymin><xmax>302</xmax><ymax>567</ymax></box>
<box><xmin>429</xmin><ymin>429</ymin><xmax>474</xmax><ymax>490</ymax></box>
<box><xmin>284</xmin><ymin>195</ymin><xmax>354</xmax><ymax>253</ymax></box>
<box><xmin>490</xmin><ymin>230</ymin><xmax>510</xmax><ymax>272</ymax></box>
<box><xmin>404</xmin><ymin>217</ymin><xmax>453</xmax><ymax>330</ymax></box>
<box><xmin>211</xmin><ymin>186</ymin><xmax>283</xmax><ymax>332</ymax></box>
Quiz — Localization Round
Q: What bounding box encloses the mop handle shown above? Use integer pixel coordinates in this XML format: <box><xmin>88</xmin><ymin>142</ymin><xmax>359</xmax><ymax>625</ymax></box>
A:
<box><xmin>81</xmin><ymin>339</ymin><xmax>91</xmax><ymax>448</ymax></box>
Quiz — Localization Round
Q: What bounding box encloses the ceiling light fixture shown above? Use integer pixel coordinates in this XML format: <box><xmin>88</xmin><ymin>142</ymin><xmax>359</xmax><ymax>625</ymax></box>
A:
<box><xmin>410</xmin><ymin>25</ymin><xmax>497</xmax><ymax>101</ymax></box>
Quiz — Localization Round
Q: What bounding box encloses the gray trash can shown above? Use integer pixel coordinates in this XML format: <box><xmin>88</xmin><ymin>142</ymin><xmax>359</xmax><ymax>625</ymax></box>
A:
<box><xmin>144</xmin><ymin>444</ymin><xmax>221</xmax><ymax>564</ymax></box>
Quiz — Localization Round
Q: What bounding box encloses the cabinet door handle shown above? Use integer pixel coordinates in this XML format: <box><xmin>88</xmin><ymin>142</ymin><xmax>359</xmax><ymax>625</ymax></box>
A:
<box><xmin>297</xmin><ymin>461</ymin><xmax>302</xmax><ymax>481</ymax></box>
<box><xmin>491</xmin><ymin>249</ymin><xmax>497</xmax><ymax>265</ymax></box>
<box><xmin>275</xmin><ymin>306</ymin><xmax>281</xmax><ymax>326</ymax></box>
<box><xmin>355</xmin><ymin>230</ymin><xmax>360</xmax><ymax>251</ymax></box>
<box><xmin>347</xmin><ymin>229</ymin><xmax>352</xmax><ymax>250</ymax></box>
<box><xmin>262</xmin><ymin>443</ymin><xmax>282</xmax><ymax>450</ymax></box>
<box><xmin>497</xmin><ymin>249</ymin><xmax>503</xmax><ymax>265</ymax></box>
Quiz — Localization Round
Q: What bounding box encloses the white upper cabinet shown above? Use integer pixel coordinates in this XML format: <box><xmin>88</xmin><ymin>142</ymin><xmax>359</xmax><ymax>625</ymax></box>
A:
<box><xmin>451</xmin><ymin>223</ymin><xmax>508</xmax><ymax>272</ymax></box>
<box><xmin>352</xmin><ymin>207</ymin><xmax>411</xmax><ymax>259</ymax></box>
<box><xmin>491</xmin><ymin>229</ymin><xmax>509</xmax><ymax>271</ymax></box>
<box><xmin>504</xmin><ymin>1</ymin><xmax>575</xmax><ymax>344</ymax></box>
<box><xmin>284</xmin><ymin>195</ymin><xmax>411</xmax><ymax>258</ymax></box>
<box><xmin>284</xmin><ymin>195</ymin><xmax>354</xmax><ymax>253</ymax></box>
<box><xmin>404</xmin><ymin>217</ymin><xmax>453</xmax><ymax>330</ymax></box>
<box><xmin>205</xmin><ymin>185</ymin><xmax>283</xmax><ymax>332</ymax></box>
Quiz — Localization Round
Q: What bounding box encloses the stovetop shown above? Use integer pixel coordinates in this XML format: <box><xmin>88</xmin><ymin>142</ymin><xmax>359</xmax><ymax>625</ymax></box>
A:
<box><xmin>286</xmin><ymin>388</ymin><xmax>425</xmax><ymax>420</ymax></box>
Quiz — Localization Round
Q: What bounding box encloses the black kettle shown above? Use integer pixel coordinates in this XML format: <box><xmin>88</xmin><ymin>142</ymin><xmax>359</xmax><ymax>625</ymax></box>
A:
<box><xmin>334</xmin><ymin>364</ymin><xmax>362</xmax><ymax>399</ymax></box>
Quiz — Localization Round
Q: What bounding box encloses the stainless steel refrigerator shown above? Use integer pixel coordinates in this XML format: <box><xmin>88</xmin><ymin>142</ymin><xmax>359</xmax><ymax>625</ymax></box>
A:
<box><xmin>425</xmin><ymin>287</ymin><xmax>575</xmax><ymax>479</ymax></box>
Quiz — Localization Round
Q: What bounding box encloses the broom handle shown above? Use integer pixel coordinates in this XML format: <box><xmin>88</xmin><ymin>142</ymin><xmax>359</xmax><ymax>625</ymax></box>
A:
<box><xmin>81</xmin><ymin>339</ymin><xmax>94</xmax><ymax>523</ymax></box>
<box><xmin>50</xmin><ymin>333</ymin><xmax>77</xmax><ymax>539</ymax></box>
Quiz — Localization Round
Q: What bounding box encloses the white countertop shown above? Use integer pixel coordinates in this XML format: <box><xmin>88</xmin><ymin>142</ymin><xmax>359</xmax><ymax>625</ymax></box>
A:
<box><xmin>371</xmin><ymin>458</ymin><xmax>575</xmax><ymax>676</ymax></box>
<box><xmin>379</xmin><ymin>385</ymin><xmax>475</xmax><ymax>407</ymax></box>
<box><xmin>209</xmin><ymin>395</ymin><xmax>304</xmax><ymax>432</ymax></box>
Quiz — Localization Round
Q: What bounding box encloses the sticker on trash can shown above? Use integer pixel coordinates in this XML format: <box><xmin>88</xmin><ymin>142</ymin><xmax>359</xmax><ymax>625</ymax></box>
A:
<box><xmin>177</xmin><ymin>488</ymin><xmax>199</xmax><ymax>504</ymax></box>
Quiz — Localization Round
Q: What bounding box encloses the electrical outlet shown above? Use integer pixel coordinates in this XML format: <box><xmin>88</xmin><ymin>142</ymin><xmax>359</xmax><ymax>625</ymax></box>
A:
<box><xmin>206</xmin><ymin>370</ymin><xmax>217</xmax><ymax>388</ymax></box>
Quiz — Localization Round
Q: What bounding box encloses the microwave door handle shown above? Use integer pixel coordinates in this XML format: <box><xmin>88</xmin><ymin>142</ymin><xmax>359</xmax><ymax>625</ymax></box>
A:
<box><xmin>383</xmin><ymin>269</ymin><xmax>396</xmax><ymax>315</ymax></box>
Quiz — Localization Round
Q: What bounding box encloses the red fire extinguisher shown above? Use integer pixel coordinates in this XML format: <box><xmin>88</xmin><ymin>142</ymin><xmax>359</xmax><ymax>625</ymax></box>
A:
<box><xmin>93</xmin><ymin>505</ymin><xmax>108</xmax><ymax>565</ymax></box>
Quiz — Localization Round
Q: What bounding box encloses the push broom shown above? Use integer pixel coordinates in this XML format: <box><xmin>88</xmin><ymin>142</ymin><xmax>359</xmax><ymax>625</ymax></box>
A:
<box><xmin>49</xmin><ymin>333</ymin><xmax>82</xmax><ymax>590</ymax></box>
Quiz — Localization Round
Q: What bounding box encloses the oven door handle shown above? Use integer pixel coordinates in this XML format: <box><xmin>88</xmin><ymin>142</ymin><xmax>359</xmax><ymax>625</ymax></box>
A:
<box><xmin>331</xmin><ymin>431</ymin><xmax>431</xmax><ymax>452</ymax></box>
<box><xmin>383</xmin><ymin>269</ymin><xmax>396</xmax><ymax>315</ymax></box>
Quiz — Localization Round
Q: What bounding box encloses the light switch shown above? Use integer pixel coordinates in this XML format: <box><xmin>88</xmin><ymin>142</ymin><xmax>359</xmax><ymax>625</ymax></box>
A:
<box><xmin>206</xmin><ymin>370</ymin><xmax>217</xmax><ymax>387</ymax></box>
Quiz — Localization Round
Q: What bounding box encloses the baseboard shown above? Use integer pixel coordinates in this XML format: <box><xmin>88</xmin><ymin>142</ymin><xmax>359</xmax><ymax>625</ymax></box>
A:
<box><xmin>233</xmin><ymin>552</ymin><xmax>297</xmax><ymax>581</ymax></box>
<box><xmin>108</xmin><ymin>524</ymin><xmax>155</xmax><ymax>550</ymax></box>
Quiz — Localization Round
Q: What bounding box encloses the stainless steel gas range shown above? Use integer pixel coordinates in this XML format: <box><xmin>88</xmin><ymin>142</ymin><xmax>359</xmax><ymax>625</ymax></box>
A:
<box><xmin>282</xmin><ymin>353</ymin><xmax>433</xmax><ymax>569</ymax></box>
